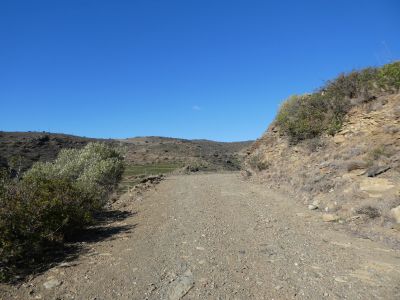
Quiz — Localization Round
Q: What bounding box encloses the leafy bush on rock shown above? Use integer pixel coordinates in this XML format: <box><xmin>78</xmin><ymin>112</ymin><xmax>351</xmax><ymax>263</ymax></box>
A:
<box><xmin>276</xmin><ymin>62</ymin><xmax>400</xmax><ymax>143</ymax></box>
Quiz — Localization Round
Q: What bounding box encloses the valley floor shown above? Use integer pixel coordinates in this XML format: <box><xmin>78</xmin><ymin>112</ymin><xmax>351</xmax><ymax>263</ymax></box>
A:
<box><xmin>1</xmin><ymin>173</ymin><xmax>400</xmax><ymax>299</ymax></box>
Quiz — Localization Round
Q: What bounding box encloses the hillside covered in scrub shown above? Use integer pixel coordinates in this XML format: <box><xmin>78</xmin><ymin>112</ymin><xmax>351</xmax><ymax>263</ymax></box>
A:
<box><xmin>245</xmin><ymin>62</ymin><xmax>400</xmax><ymax>245</ymax></box>
<box><xmin>0</xmin><ymin>132</ymin><xmax>252</xmax><ymax>177</ymax></box>
<box><xmin>0</xmin><ymin>132</ymin><xmax>111</xmax><ymax>175</ymax></box>
<box><xmin>121</xmin><ymin>136</ymin><xmax>252</xmax><ymax>172</ymax></box>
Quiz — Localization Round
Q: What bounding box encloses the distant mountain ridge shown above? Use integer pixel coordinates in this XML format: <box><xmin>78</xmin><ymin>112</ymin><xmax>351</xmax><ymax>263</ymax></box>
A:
<box><xmin>0</xmin><ymin>131</ymin><xmax>253</xmax><ymax>174</ymax></box>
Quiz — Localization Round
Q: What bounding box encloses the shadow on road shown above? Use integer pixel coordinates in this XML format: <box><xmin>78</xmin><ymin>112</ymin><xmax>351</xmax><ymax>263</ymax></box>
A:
<box><xmin>70</xmin><ymin>210</ymin><xmax>136</xmax><ymax>243</ymax></box>
<box><xmin>7</xmin><ymin>209</ymin><xmax>136</xmax><ymax>283</ymax></box>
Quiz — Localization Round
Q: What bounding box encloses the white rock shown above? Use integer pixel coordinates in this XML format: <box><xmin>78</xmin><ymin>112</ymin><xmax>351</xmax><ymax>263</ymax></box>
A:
<box><xmin>334</xmin><ymin>276</ymin><xmax>347</xmax><ymax>283</ymax></box>
<box><xmin>333</xmin><ymin>135</ymin><xmax>346</xmax><ymax>144</ymax></box>
<box><xmin>43</xmin><ymin>279</ymin><xmax>62</xmax><ymax>289</ymax></box>
<box><xmin>390</xmin><ymin>205</ymin><xmax>400</xmax><ymax>223</ymax></box>
<box><xmin>324</xmin><ymin>203</ymin><xmax>337</xmax><ymax>212</ymax></box>
<box><xmin>322</xmin><ymin>214</ymin><xmax>339</xmax><ymax>222</ymax></box>
<box><xmin>359</xmin><ymin>178</ymin><xmax>395</xmax><ymax>198</ymax></box>
<box><xmin>58</xmin><ymin>262</ymin><xmax>76</xmax><ymax>268</ymax></box>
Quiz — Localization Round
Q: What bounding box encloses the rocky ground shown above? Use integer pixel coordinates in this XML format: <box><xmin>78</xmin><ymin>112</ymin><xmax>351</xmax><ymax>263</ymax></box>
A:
<box><xmin>245</xmin><ymin>93</ymin><xmax>400</xmax><ymax>246</ymax></box>
<box><xmin>2</xmin><ymin>173</ymin><xmax>399</xmax><ymax>299</ymax></box>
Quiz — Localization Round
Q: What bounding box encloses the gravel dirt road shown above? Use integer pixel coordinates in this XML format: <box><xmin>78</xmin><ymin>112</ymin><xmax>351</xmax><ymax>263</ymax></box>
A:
<box><xmin>2</xmin><ymin>173</ymin><xmax>400</xmax><ymax>299</ymax></box>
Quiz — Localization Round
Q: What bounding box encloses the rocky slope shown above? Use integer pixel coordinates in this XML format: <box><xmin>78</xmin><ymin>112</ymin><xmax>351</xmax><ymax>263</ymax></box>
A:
<box><xmin>121</xmin><ymin>136</ymin><xmax>252</xmax><ymax>171</ymax></box>
<box><xmin>0</xmin><ymin>132</ymin><xmax>252</xmax><ymax>175</ymax></box>
<box><xmin>245</xmin><ymin>93</ymin><xmax>400</xmax><ymax>246</ymax></box>
<box><xmin>0</xmin><ymin>132</ymin><xmax>104</xmax><ymax>174</ymax></box>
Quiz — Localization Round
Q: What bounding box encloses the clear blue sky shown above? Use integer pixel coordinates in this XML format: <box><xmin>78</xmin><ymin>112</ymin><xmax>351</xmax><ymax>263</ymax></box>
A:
<box><xmin>1</xmin><ymin>1</ymin><xmax>399</xmax><ymax>141</ymax></box>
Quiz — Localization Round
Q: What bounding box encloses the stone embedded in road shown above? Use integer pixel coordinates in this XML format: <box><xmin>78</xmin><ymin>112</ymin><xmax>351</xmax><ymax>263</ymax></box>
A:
<box><xmin>43</xmin><ymin>279</ymin><xmax>62</xmax><ymax>289</ymax></box>
<box><xmin>167</xmin><ymin>270</ymin><xmax>194</xmax><ymax>300</ymax></box>
<box><xmin>322</xmin><ymin>214</ymin><xmax>339</xmax><ymax>222</ymax></box>
<box><xmin>334</xmin><ymin>276</ymin><xmax>347</xmax><ymax>283</ymax></box>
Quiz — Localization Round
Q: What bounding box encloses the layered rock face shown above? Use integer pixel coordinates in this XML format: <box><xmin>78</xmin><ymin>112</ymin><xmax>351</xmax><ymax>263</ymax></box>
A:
<box><xmin>246</xmin><ymin>94</ymin><xmax>400</xmax><ymax>245</ymax></box>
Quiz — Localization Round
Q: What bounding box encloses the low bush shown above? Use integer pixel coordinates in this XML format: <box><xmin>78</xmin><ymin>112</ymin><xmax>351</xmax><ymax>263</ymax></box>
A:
<box><xmin>377</xmin><ymin>61</ymin><xmax>400</xmax><ymax>92</ymax></box>
<box><xmin>363</xmin><ymin>145</ymin><xmax>394</xmax><ymax>168</ymax></box>
<box><xmin>0</xmin><ymin>143</ymin><xmax>124</xmax><ymax>280</ymax></box>
<box><xmin>25</xmin><ymin>143</ymin><xmax>124</xmax><ymax>205</ymax></box>
<box><xmin>304</xmin><ymin>136</ymin><xmax>326</xmax><ymax>153</ymax></box>
<box><xmin>275</xmin><ymin>62</ymin><xmax>400</xmax><ymax>143</ymax></box>
<box><xmin>356</xmin><ymin>205</ymin><xmax>381</xmax><ymax>219</ymax></box>
<box><xmin>323</xmin><ymin>67</ymin><xmax>379</xmax><ymax>101</ymax></box>
<box><xmin>276</xmin><ymin>93</ymin><xmax>348</xmax><ymax>143</ymax></box>
<box><xmin>247</xmin><ymin>153</ymin><xmax>270</xmax><ymax>171</ymax></box>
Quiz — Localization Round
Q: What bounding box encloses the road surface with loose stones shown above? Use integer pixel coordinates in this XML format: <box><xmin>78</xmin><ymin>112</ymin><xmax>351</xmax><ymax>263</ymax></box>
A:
<box><xmin>1</xmin><ymin>173</ymin><xmax>400</xmax><ymax>299</ymax></box>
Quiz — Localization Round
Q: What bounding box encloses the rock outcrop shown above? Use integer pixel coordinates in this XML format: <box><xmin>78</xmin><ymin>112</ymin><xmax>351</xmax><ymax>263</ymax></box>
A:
<box><xmin>246</xmin><ymin>94</ymin><xmax>400</xmax><ymax>245</ymax></box>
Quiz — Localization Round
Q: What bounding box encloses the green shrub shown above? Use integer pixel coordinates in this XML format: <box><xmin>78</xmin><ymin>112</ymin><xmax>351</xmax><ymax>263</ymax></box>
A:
<box><xmin>0</xmin><ymin>143</ymin><xmax>124</xmax><ymax>280</ymax></box>
<box><xmin>377</xmin><ymin>61</ymin><xmax>400</xmax><ymax>92</ymax></box>
<box><xmin>276</xmin><ymin>93</ymin><xmax>348</xmax><ymax>142</ymax></box>
<box><xmin>24</xmin><ymin>143</ymin><xmax>124</xmax><ymax>205</ymax></box>
<box><xmin>275</xmin><ymin>62</ymin><xmax>400</xmax><ymax>143</ymax></box>
<box><xmin>364</xmin><ymin>145</ymin><xmax>394</xmax><ymax>167</ymax></box>
<box><xmin>323</xmin><ymin>67</ymin><xmax>379</xmax><ymax>100</ymax></box>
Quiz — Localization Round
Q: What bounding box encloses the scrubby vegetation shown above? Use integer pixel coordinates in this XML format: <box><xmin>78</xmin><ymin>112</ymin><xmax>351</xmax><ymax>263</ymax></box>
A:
<box><xmin>275</xmin><ymin>93</ymin><xmax>349</xmax><ymax>142</ymax></box>
<box><xmin>247</xmin><ymin>153</ymin><xmax>270</xmax><ymax>171</ymax></box>
<box><xmin>276</xmin><ymin>61</ymin><xmax>400</xmax><ymax>143</ymax></box>
<box><xmin>364</xmin><ymin>145</ymin><xmax>395</xmax><ymax>168</ymax></box>
<box><xmin>0</xmin><ymin>143</ymin><xmax>124</xmax><ymax>281</ymax></box>
<box><xmin>378</xmin><ymin>62</ymin><xmax>400</xmax><ymax>91</ymax></box>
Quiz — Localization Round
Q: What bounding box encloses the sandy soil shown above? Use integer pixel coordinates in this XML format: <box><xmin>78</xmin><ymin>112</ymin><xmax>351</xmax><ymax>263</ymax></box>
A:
<box><xmin>1</xmin><ymin>173</ymin><xmax>400</xmax><ymax>299</ymax></box>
